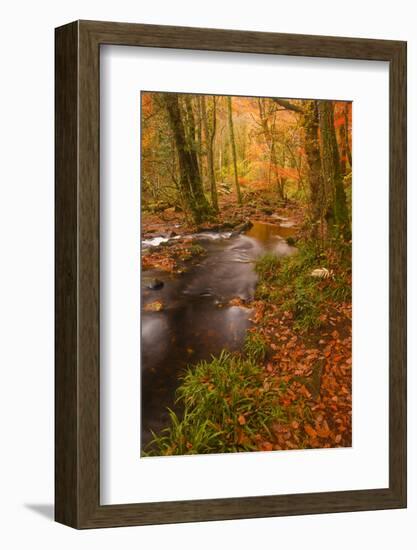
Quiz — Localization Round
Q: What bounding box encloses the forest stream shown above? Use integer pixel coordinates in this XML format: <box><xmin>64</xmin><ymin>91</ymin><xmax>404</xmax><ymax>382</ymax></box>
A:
<box><xmin>141</xmin><ymin>220</ymin><xmax>296</xmax><ymax>449</ymax></box>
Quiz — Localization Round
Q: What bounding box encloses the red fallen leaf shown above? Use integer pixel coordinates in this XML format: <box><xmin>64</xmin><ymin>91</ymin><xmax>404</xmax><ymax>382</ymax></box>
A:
<box><xmin>316</xmin><ymin>427</ymin><xmax>331</xmax><ymax>438</ymax></box>
<box><xmin>280</xmin><ymin>398</ymin><xmax>292</xmax><ymax>406</ymax></box>
<box><xmin>335</xmin><ymin>434</ymin><xmax>342</xmax><ymax>443</ymax></box>
<box><xmin>316</xmin><ymin>420</ymin><xmax>331</xmax><ymax>438</ymax></box>
<box><xmin>271</xmin><ymin>422</ymin><xmax>287</xmax><ymax>435</ymax></box>
<box><xmin>259</xmin><ymin>441</ymin><xmax>273</xmax><ymax>452</ymax></box>
<box><xmin>304</xmin><ymin>424</ymin><xmax>317</xmax><ymax>438</ymax></box>
<box><xmin>291</xmin><ymin>420</ymin><xmax>299</xmax><ymax>430</ymax></box>
<box><xmin>237</xmin><ymin>414</ymin><xmax>246</xmax><ymax>426</ymax></box>
<box><xmin>236</xmin><ymin>428</ymin><xmax>247</xmax><ymax>445</ymax></box>
<box><xmin>299</xmin><ymin>385</ymin><xmax>311</xmax><ymax>399</ymax></box>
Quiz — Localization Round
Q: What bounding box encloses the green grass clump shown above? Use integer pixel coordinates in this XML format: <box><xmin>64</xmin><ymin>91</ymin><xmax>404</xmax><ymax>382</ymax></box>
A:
<box><xmin>144</xmin><ymin>351</ymin><xmax>285</xmax><ymax>456</ymax></box>
<box><xmin>254</xmin><ymin>253</ymin><xmax>281</xmax><ymax>282</ymax></box>
<box><xmin>328</xmin><ymin>272</ymin><xmax>351</xmax><ymax>302</ymax></box>
<box><xmin>244</xmin><ymin>331</ymin><xmax>268</xmax><ymax>362</ymax></box>
<box><xmin>254</xmin><ymin>281</ymin><xmax>280</xmax><ymax>302</ymax></box>
<box><xmin>281</xmin><ymin>276</ymin><xmax>325</xmax><ymax>331</ymax></box>
<box><xmin>189</xmin><ymin>243</ymin><xmax>206</xmax><ymax>257</ymax></box>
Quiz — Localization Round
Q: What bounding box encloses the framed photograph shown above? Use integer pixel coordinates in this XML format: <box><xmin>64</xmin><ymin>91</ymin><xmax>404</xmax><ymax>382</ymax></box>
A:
<box><xmin>55</xmin><ymin>20</ymin><xmax>406</xmax><ymax>528</ymax></box>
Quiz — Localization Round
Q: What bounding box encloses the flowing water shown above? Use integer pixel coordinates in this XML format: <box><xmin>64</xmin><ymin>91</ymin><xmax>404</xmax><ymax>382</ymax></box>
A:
<box><xmin>141</xmin><ymin>220</ymin><xmax>296</xmax><ymax>450</ymax></box>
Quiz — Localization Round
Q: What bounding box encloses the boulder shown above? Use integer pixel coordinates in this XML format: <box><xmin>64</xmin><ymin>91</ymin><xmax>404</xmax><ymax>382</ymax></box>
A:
<box><xmin>234</xmin><ymin>220</ymin><xmax>253</xmax><ymax>233</ymax></box>
<box><xmin>146</xmin><ymin>278</ymin><xmax>164</xmax><ymax>290</ymax></box>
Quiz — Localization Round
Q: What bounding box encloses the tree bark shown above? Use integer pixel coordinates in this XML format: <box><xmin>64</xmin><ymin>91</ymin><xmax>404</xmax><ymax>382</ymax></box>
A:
<box><xmin>227</xmin><ymin>96</ymin><xmax>242</xmax><ymax>205</ymax></box>
<box><xmin>201</xmin><ymin>95</ymin><xmax>218</xmax><ymax>211</ymax></box>
<box><xmin>318</xmin><ymin>100</ymin><xmax>350</xmax><ymax>240</ymax></box>
<box><xmin>162</xmin><ymin>93</ymin><xmax>210</xmax><ymax>224</ymax></box>
<box><xmin>195</xmin><ymin>97</ymin><xmax>204</xmax><ymax>187</ymax></box>
<box><xmin>343</xmin><ymin>103</ymin><xmax>352</xmax><ymax>168</ymax></box>
<box><xmin>302</xmin><ymin>100</ymin><xmax>325</xmax><ymax>241</ymax></box>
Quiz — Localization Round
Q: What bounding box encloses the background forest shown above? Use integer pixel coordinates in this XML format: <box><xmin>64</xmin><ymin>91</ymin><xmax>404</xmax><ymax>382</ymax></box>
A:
<box><xmin>142</xmin><ymin>92</ymin><xmax>351</xmax><ymax>238</ymax></box>
<box><xmin>141</xmin><ymin>92</ymin><xmax>352</xmax><ymax>456</ymax></box>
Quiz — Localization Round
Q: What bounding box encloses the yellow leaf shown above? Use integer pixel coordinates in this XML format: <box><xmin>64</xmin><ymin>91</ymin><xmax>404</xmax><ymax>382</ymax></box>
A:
<box><xmin>143</xmin><ymin>300</ymin><xmax>164</xmax><ymax>312</ymax></box>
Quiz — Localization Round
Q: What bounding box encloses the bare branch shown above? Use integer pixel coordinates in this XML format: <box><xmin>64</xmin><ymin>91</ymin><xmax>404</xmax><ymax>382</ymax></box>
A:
<box><xmin>272</xmin><ymin>98</ymin><xmax>304</xmax><ymax>114</ymax></box>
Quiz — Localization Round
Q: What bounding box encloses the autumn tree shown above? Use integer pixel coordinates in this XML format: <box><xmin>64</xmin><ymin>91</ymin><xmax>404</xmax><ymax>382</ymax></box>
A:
<box><xmin>301</xmin><ymin>100</ymin><xmax>325</xmax><ymax>241</ymax></box>
<box><xmin>335</xmin><ymin>101</ymin><xmax>352</xmax><ymax>175</ymax></box>
<box><xmin>271</xmin><ymin>97</ymin><xmax>350</xmax><ymax>242</ymax></box>
<box><xmin>271</xmin><ymin>98</ymin><xmax>325</xmax><ymax>239</ymax></box>
<box><xmin>142</xmin><ymin>93</ymin><xmax>179</xmax><ymax>206</ymax></box>
<box><xmin>227</xmin><ymin>96</ymin><xmax>242</xmax><ymax>205</ymax></box>
<box><xmin>257</xmin><ymin>98</ymin><xmax>287</xmax><ymax>201</ymax></box>
<box><xmin>161</xmin><ymin>93</ymin><xmax>210</xmax><ymax>224</ymax></box>
<box><xmin>318</xmin><ymin>100</ymin><xmax>350</xmax><ymax>240</ymax></box>
<box><xmin>201</xmin><ymin>95</ymin><xmax>218</xmax><ymax>211</ymax></box>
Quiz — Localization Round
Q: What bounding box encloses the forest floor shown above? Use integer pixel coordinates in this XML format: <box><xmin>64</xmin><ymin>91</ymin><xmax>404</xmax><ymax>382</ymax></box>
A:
<box><xmin>247</xmin><ymin>267</ymin><xmax>352</xmax><ymax>451</ymax></box>
<box><xmin>142</xmin><ymin>187</ymin><xmax>352</xmax><ymax>455</ymax></box>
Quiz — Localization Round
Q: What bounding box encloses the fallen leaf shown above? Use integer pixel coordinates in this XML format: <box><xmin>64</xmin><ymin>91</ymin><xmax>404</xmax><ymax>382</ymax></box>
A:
<box><xmin>259</xmin><ymin>441</ymin><xmax>273</xmax><ymax>452</ymax></box>
<box><xmin>143</xmin><ymin>300</ymin><xmax>164</xmax><ymax>312</ymax></box>
<box><xmin>304</xmin><ymin>424</ymin><xmax>317</xmax><ymax>438</ymax></box>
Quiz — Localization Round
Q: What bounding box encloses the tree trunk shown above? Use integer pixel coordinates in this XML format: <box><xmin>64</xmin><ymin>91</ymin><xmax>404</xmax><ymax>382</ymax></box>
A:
<box><xmin>227</xmin><ymin>96</ymin><xmax>242</xmax><ymax>205</ymax></box>
<box><xmin>338</xmin><ymin>125</ymin><xmax>348</xmax><ymax>176</ymax></box>
<box><xmin>318</xmin><ymin>100</ymin><xmax>350</xmax><ymax>240</ymax></box>
<box><xmin>195</xmin><ymin>97</ymin><xmax>205</xmax><ymax>189</ymax></box>
<box><xmin>343</xmin><ymin>103</ymin><xmax>352</xmax><ymax>168</ymax></box>
<box><xmin>201</xmin><ymin>95</ymin><xmax>218</xmax><ymax>211</ymax></box>
<box><xmin>302</xmin><ymin>100</ymin><xmax>325</xmax><ymax>242</ymax></box>
<box><xmin>218</xmin><ymin>127</ymin><xmax>223</xmax><ymax>175</ymax></box>
<box><xmin>162</xmin><ymin>93</ymin><xmax>210</xmax><ymax>224</ymax></box>
<box><xmin>258</xmin><ymin>98</ymin><xmax>285</xmax><ymax>201</ymax></box>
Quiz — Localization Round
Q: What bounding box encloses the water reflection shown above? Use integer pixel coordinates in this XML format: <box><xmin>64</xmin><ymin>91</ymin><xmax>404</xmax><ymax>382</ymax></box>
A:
<box><xmin>246</xmin><ymin>220</ymin><xmax>295</xmax><ymax>243</ymax></box>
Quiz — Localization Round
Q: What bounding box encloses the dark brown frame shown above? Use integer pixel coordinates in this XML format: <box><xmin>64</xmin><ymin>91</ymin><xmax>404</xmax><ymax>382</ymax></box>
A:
<box><xmin>55</xmin><ymin>20</ymin><xmax>407</xmax><ymax>529</ymax></box>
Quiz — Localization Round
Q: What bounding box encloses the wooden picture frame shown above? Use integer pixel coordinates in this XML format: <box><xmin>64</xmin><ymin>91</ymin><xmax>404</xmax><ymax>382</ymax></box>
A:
<box><xmin>55</xmin><ymin>20</ymin><xmax>407</xmax><ymax>528</ymax></box>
